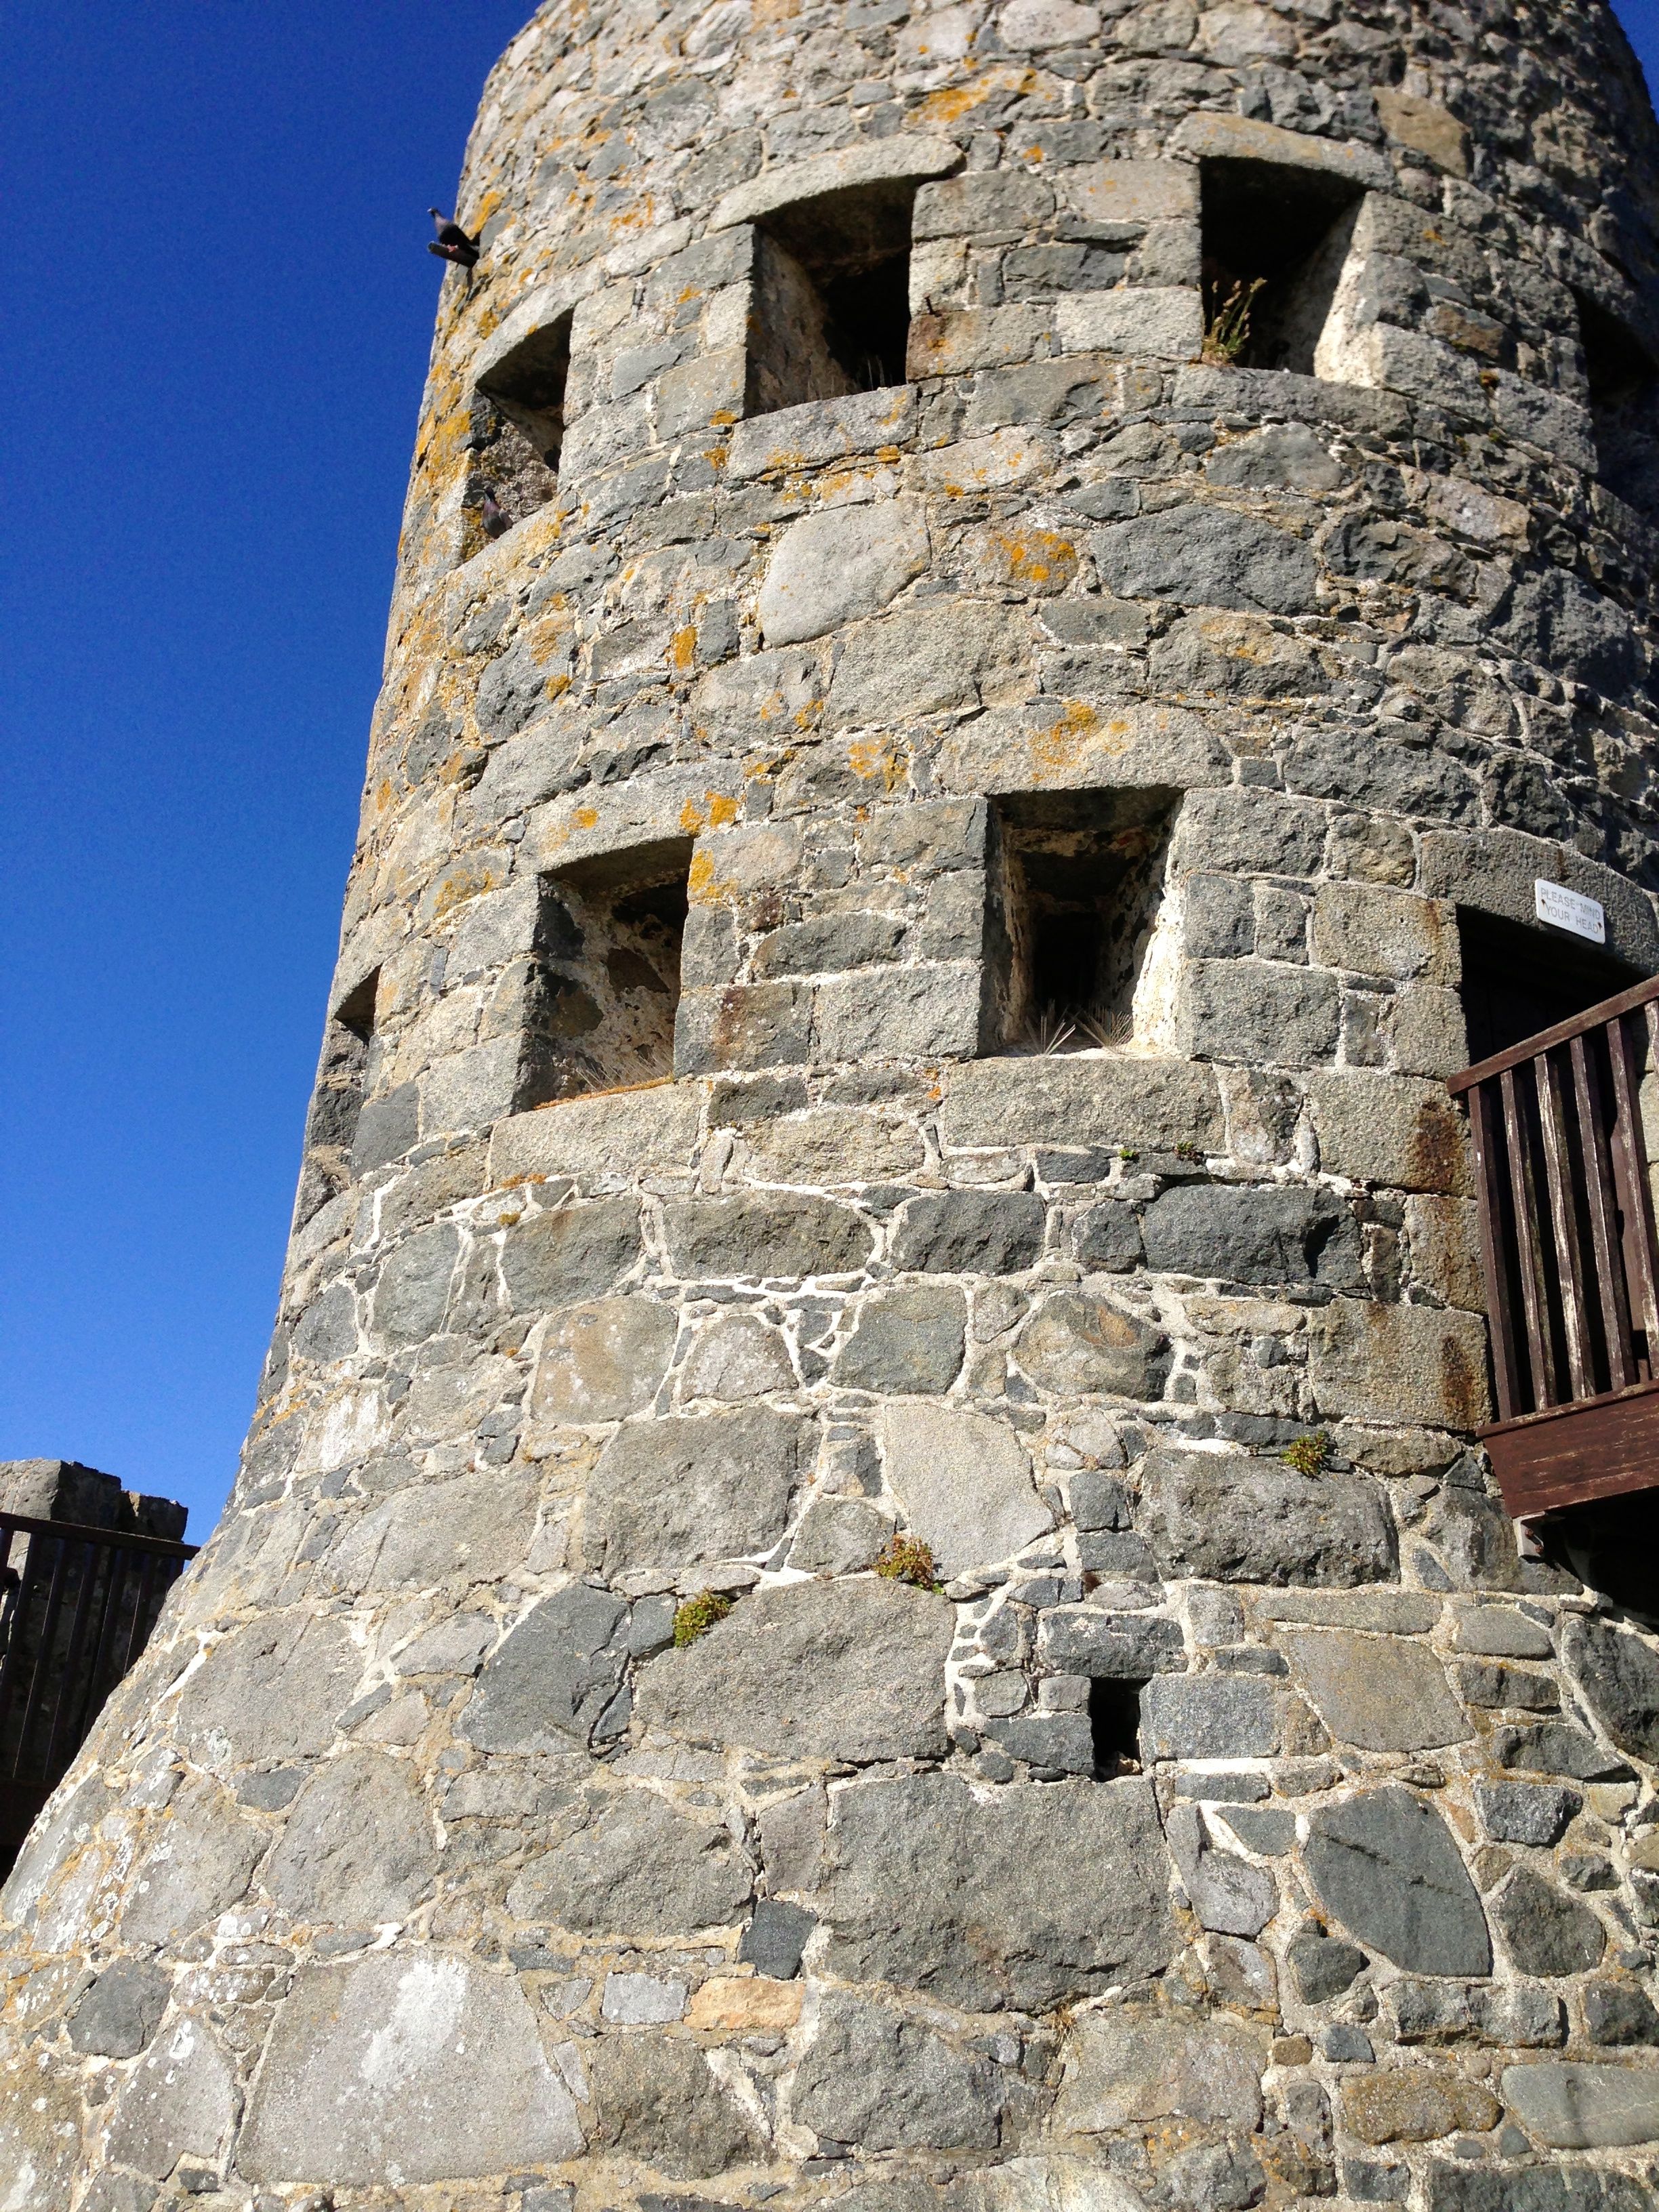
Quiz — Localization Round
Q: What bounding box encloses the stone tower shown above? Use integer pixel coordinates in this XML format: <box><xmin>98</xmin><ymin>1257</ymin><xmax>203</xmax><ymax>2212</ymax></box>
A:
<box><xmin>10</xmin><ymin>0</ymin><xmax>1659</xmax><ymax>2203</ymax></box>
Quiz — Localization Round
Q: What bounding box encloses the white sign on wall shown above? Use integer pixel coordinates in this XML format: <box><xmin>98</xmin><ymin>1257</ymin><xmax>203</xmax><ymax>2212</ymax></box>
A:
<box><xmin>1535</xmin><ymin>878</ymin><xmax>1606</xmax><ymax>944</ymax></box>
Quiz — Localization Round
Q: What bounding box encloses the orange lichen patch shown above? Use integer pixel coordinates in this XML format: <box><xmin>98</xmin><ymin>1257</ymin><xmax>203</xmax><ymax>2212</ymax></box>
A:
<box><xmin>708</xmin><ymin>792</ymin><xmax>740</xmax><ymax>827</ymax></box>
<box><xmin>1029</xmin><ymin>699</ymin><xmax>1105</xmax><ymax>777</ymax></box>
<box><xmin>688</xmin><ymin>1975</ymin><xmax>803</xmax><ymax>2032</ymax></box>
<box><xmin>914</xmin><ymin>66</ymin><xmax>1036</xmax><ymax>126</ymax></box>
<box><xmin>987</xmin><ymin>528</ymin><xmax>1078</xmax><ymax>590</ymax></box>
<box><xmin>426</xmin><ymin>854</ymin><xmax>508</xmax><ymax>923</ymax></box>
<box><xmin>688</xmin><ymin>850</ymin><xmax>718</xmax><ymax>898</ymax></box>
<box><xmin>848</xmin><ymin>737</ymin><xmax>906</xmax><ymax>793</ymax></box>
<box><xmin>750</xmin><ymin>0</ymin><xmax>802</xmax><ymax>24</ymax></box>
<box><xmin>672</xmin><ymin>625</ymin><xmax>698</xmax><ymax>672</ymax></box>
<box><xmin>574</xmin><ymin>804</ymin><xmax>600</xmax><ymax>831</ymax></box>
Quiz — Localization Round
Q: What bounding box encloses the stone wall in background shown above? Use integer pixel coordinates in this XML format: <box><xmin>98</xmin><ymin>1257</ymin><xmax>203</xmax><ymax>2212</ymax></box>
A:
<box><xmin>5</xmin><ymin>1</ymin><xmax>1659</xmax><ymax>2207</ymax></box>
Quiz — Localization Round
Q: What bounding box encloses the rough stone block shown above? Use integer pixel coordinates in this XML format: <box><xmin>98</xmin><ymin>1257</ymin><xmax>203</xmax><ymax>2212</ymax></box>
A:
<box><xmin>815</xmin><ymin>1771</ymin><xmax>1174</xmax><ymax>2011</ymax></box>
<box><xmin>459</xmin><ymin>1583</ymin><xmax>630</xmax><ymax>1752</ymax></box>
<box><xmin>1137</xmin><ymin>1450</ymin><xmax>1395</xmax><ymax>1587</ymax></box>
<box><xmin>588</xmin><ymin>2031</ymin><xmax>761</xmax><ymax>2177</ymax></box>
<box><xmin>66</xmin><ymin>1959</ymin><xmax>170</xmax><ymax>2060</ymax></box>
<box><xmin>1054</xmin><ymin>2007</ymin><xmax>1267</xmax><ymax>2133</ymax></box>
<box><xmin>1499</xmin><ymin>2062</ymin><xmax>1659</xmax><ymax>2149</ymax></box>
<box><xmin>881</xmin><ymin>1403</ymin><xmax>1052</xmax><ymax>1573</ymax></box>
<box><xmin>264</xmin><ymin>1748</ymin><xmax>437</xmax><ymax>1921</ymax></box>
<box><xmin>1304</xmin><ymin>1787</ymin><xmax>1490</xmax><ymax>1976</ymax></box>
<box><xmin>1039</xmin><ymin>1606</ymin><xmax>1185</xmax><ymax>1677</ymax></box>
<box><xmin>1141</xmin><ymin>1673</ymin><xmax>1279</xmax><ymax>1760</ymax></box>
<box><xmin>1182</xmin><ymin>959</ymin><xmax>1340</xmax><ymax>1066</ymax></box>
<box><xmin>1308</xmin><ymin>1072</ymin><xmax>1473</xmax><ymax>1194</ymax></box>
<box><xmin>1308</xmin><ymin>1297</ymin><xmax>1491</xmax><ymax>1429</ymax></box>
<box><xmin>507</xmin><ymin>1786</ymin><xmax>752</xmax><ymax>1936</ymax></box>
<box><xmin>1279</xmin><ymin>1631</ymin><xmax>1472</xmax><ymax>1753</ymax></box>
<box><xmin>833</xmin><ymin>1283</ymin><xmax>967</xmax><ymax>1393</ymax></box>
<box><xmin>792</xmin><ymin>1992</ymin><xmax>1004</xmax><ymax>2152</ymax></box>
<box><xmin>663</xmin><ymin>1192</ymin><xmax>873</xmax><ymax>1279</ymax></box>
<box><xmin>241</xmin><ymin>1954</ymin><xmax>583</xmax><ymax>2184</ymax></box>
<box><xmin>937</xmin><ymin>1054</ymin><xmax>1224</xmax><ymax>1153</ymax></box>
<box><xmin>1094</xmin><ymin>506</ymin><xmax>1317</xmax><ymax>615</ymax></box>
<box><xmin>1059</xmin><ymin>158</ymin><xmax>1198</xmax><ymax>224</ymax></box>
<box><xmin>1141</xmin><ymin>1181</ymin><xmax>1361</xmax><ymax>1288</ymax></box>
<box><xmin>635</xmin><ymin>1576</ymin><xmax>953</xmax><ymax>1762</ymax></box>
<box><xmin>1015</xmin><ymin>1290</ymin><xmax>1168</xmax><ymax>1397</ymax></box>
<box><xmin>1057</xmin><ymin>286</ymin><xmax>1202</xmax><ymax>359</ymax></box>
<box><xmin>499</xmin><ymin>1199</ymin><xmax>642</xmax><ymax>1314</ymax></box>
<box><xmin>531</xmin><ymin>1294</ymin><xmax>678</xmax><ymax>1425</ymax></box>
<box><xmin>890</xmin><ymin>1189</ymin><xmax>1047</xmax><ymax>1274</ymax></box>
<box><xmin>758</xmin><ymin>496</ymin><xmax>929</xmax><ymax>646</ymax></box>
<box><xmin>583</xmin><ymin>1405</ymin><xmax>806</xmax><ymax>1574</ymax></box>
<box><xmin>813</xmin><ymin>960</ymin><xmax>983</xmax><ymax>1061</ymax></box>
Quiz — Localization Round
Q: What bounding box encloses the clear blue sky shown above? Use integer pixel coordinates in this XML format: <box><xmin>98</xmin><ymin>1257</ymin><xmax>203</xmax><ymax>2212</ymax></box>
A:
<box><xmin>3</xmin><ymin>4</ymin><xmax>1658</xmax><ymax>1542</ymax></box>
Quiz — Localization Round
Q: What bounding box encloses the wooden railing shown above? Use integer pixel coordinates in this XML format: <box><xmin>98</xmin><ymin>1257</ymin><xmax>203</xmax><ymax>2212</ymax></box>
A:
<box><xmin>1450</xmin><ymin>973</ymin><xmax>1659</xmax><ymax>1517</ymax></box>
<box><xmin>0</xmin><ymin>1513</ymin><xmax>197</xmax><ymax>1878</ymax></box>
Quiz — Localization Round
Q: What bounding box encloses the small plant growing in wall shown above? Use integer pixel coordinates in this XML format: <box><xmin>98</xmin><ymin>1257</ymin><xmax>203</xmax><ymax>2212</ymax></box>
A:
<box><xmin>874</xmin><ymin>1534</ymin><xmax>943</xmax><ymax>1592</ymax></box>
<box><xmin>1201</xmin><ymin>274</ymin><xmax>1265</xmax><ymax>365</ymax></box>
<box><xmin>1283</xmin><ymin>1431</ymin><xmax>1331</xmax><ymax>1478</ymax></box>
<box><xmin>673</xmin><ymin>1591</ymin><xmax>733</xmax><ymax>1645</ymax></box>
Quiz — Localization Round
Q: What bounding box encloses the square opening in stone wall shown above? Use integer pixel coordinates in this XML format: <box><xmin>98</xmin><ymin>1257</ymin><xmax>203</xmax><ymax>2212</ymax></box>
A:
<box><xmin>516</xmin><ymin>838</ymin><xmax>693</xmax><ymax>1108</ymax></box>
<box><xmin>746</xmin><ymin>179</ymin><xmax>920</xmax><ymax>418</ymax></box>
<box><xmin>1088</xmin><ymin>1678</ymin><xmax>1145</xmax><ymax>1780</ymax></box>
<box><xmin>983</xmin><ymin>790</ymin><xmax>1178</xmax><ymax>1057</ymax></box>
<box><xmin>1199</xmin><ymin>159</ymin><xmax>1364</xmax><ymax>374</ymax></box>
<box><xmin>1574</xmin><ymin>293</ymin><xmax>1659</xmax><ymax>513</ymax></box>
<box><xmin>466</xmin><ymin>312</ymin><xmax>573</xmax><ymax>552</ymax></box>
<box><xmin>294</xmin><ymin>970</ymin><xmax>380</xmax><ymax>1229</ymax></box>
<box><xmin>1457</xmin><ymin>906</ymin><xmax>1641</xmax><ymax>1067</ymax></box>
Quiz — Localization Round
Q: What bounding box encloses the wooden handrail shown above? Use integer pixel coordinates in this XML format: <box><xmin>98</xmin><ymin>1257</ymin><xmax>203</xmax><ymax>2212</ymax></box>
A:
<box><xmin>0</xmin><ymin>1511</ymin><xmax>196</xmax><ymax>1561</ymax></box>
<box><xmin>1448</xmin><ymin>970</ymin><xmax>1659</xmax><ymax>1093</ymax></box>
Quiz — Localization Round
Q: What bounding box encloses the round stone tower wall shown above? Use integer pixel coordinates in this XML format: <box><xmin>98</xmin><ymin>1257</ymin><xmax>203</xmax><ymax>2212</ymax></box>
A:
<box><xmin>8</xmin><ymin>2</ymin><xmax>1659</xmax><ymax>2206</ymax></box>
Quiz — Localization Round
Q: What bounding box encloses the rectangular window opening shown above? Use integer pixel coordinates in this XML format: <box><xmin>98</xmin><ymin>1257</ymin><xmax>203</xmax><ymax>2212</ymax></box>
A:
<box><xmin>295</xmin><ymin>970</ymin><xmax>380</xmax><ymax>1228</ymax></box>
<box><xmin>468</xmin><ymin>312</ymin><xmax>573</xmax><ymax>549</ymax></box>
<box><xmin>1574</xmin><ymin>292</ymin><xmax>1659</xmax><ymax>512</ymax></box>
<box><xmin>1457</xmin><ymin>907</ymin><xmax>1640</xmax><ymax>1067</ymax></box>
<box><xmin>983</xmin><ymin>790</ymin><xmax>1178</xmax><ymax>1058</ymax></box>
<box><xmin>747</xmin><ymin>180</ymin><xmax>920</xmax><ymax>419</ymax></box>
<box><xmin>1200</xmin><ymin>158</ymin><xmax>1364</xmax><ymax>375</ymax></box>
<box><xmin>1088</xmin><ymin>1677</ymin><xmax>1145</xmax><ymax>1781</ymax></box>
<box><xmin>517</xmin><ymin>839</ymin><xmax>693</xmax><ymax>1109</ymax></box>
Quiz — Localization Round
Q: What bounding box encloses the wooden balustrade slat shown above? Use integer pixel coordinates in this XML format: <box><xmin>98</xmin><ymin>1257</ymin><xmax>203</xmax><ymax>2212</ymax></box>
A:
<box><xmin>1501</xmin><ymin>1063</ymin><xmax>1559</xmax><ymax>1408</ymax></box>
<box><xmin>1607</xmin><ymin>1011</ymin><xmax>1659</xmax><ymax>1378</ymax></box>
<box><xmin>1571</xmin><ymin>1030</ymin><xmax>1637</xmax><ymax>1393</ymax></box>
<box><xmin>1536</xmin><ymin>1047</ymin><xmax>1595</xmax><ymax>1399</ymax></box>
<box><xmin>1468</xmin><ymin>1078</ymin><xmax>1523</xmax><ymax>1422</ymax></box>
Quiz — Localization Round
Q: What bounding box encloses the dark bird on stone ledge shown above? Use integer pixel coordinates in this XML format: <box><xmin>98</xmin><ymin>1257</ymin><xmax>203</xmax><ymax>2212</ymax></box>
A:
<box><xmin>480</xmin><ymin>488</ymin><xmax>510</xmax><ymax>539</ymax></box>
<box><xmin>428</xmin><ymin>209</ymin><xmax>480</xmax><ymax>268</ymax></box>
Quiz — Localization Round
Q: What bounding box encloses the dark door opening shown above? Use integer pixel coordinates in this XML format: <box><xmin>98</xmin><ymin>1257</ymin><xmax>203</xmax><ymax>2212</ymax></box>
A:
<box><xmin>1458</xmin><ymin>907</ymin><xmax>1642</xmax><ymax>1066</ymax></box>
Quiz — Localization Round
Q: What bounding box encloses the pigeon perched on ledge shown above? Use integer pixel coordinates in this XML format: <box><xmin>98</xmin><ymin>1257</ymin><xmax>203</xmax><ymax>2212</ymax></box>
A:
<box><xmin>480</xmin><ymin>489</ymin><xmax>510</xmax><ymax>539</ymax></box>
<box><xmin>428</xmin><ymin>208</ymin><xmax>480</xmax><ymax>268</ymax></box>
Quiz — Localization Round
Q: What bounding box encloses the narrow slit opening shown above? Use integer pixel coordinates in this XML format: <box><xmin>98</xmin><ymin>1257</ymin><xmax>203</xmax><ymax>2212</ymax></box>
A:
<box><xmin>294</xmin><ymin>970</ymin><xmax>380</xmax><ymax>1227</ymax></box>
<box><xmin>1575</xmin><ymin>291</ymin><xmax>1659</xmax><ymax>512</ymax></box>
<box><xmin>984</xmin><ymin>789</ymin><xmax>1177</xmax><ymax>1057</ymax></box>
<box><xmin>1088</xmin><ymin>1678</ymin><xmax>1145</xmax><ymax>1780</ymax></box>
<box><xmin>468</xmin><ymin>312</ymin><xmax>573</xmax><ymax>548</ymax></box>
<box><xmin>747</xmin><ymin>179</ymin><xmax>920</xmax><ymax>418</ymax></box>
<box><xmin>1200</xmin><ymin>158</ymin><xmax>1363</xmax><ymax>374</ymax></box>
<box><xmin>518</xmin><ymin>839</ymin><xmax>693</xmax><ymax>1107</ymax></box>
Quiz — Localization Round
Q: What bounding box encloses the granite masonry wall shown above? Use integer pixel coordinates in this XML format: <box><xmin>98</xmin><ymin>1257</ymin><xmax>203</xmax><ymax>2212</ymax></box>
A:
<box><xmin>7</xmin><ymin>3</ymin><xmax>1659</xmax><ymax>2208</ymax></box>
